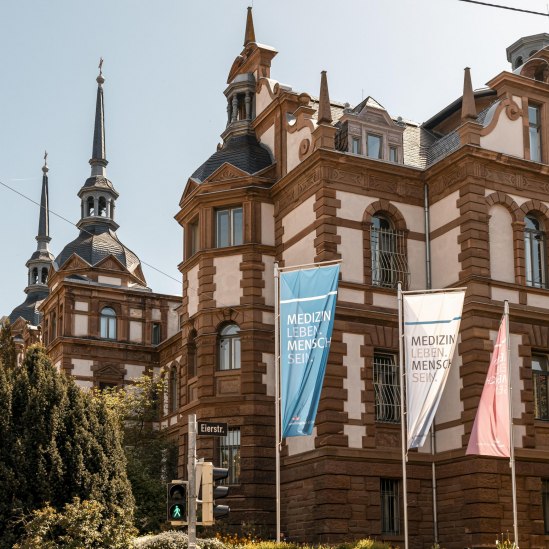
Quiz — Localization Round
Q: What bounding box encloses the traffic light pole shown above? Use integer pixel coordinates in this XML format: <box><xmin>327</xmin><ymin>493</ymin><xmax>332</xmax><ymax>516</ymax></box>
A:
<box><xmin>188</xmin><ymin>414</ymin><xmax>197</xmax><ymax>549</ymax></box>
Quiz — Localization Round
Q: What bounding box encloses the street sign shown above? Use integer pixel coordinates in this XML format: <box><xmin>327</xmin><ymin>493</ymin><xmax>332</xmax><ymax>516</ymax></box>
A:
<box><xmin>197</xmin><ymin>421</ymin><xmax>228</xmax><ymax>436</ymax></box>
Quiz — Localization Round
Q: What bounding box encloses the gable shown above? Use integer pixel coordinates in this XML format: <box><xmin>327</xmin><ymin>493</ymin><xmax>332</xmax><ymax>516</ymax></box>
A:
<box><xmin>205</xmin><ymin>162</ymin><xmax>250</xmax><ymax>183</ymax></box>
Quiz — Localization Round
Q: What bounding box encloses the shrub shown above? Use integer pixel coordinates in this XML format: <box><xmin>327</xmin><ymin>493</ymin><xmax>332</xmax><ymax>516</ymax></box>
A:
<box><xmin>14</xmin><ymin>497</ymin><xmax>136</xmax><ymax>549</ymax></box>
<box><xmin>133</xmin><ymin>531</ymin><xmax>226</xmax><ymax>549</ymax></box>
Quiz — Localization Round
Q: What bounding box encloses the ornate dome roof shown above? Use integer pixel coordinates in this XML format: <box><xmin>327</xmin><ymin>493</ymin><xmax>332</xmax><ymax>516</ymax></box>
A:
<box><xmin>9</xmin><ymin>290</ymin><xmax>48</xmax><ymax>325</ymax></box>
<box><xmin>191</xmin><ymin>134</ymin><xmax>272</xmax><ymax>182</ymax></box>
<box><xmin>56</xmin><ymin>223</ymin><xmax>141</xmax><ymax>274</ymax></box>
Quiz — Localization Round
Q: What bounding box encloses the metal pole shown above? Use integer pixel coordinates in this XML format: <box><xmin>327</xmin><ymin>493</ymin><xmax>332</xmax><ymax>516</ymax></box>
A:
<box><xmin>423</xmin><ymin>182</ymin><xmax>438</xmax><ymax>544</ymax></box>
<box><xmin>398</xmin><ymin>283</ymin><xmax>409</xmax><ymax>549</ymax></box>
<box><xmin>274</xmin><ymin>263</ymin><xmax>281</xmax><ymax>542</ymax></box>
<box><xmin>188</xmin><ymin>414</ymin><xmax>197</xmax><ymax>549</ymax></box>
<box><xmin>505</xmin><ymin>301</ymin><xmax>519</xmax><ymax>545</ymax></box>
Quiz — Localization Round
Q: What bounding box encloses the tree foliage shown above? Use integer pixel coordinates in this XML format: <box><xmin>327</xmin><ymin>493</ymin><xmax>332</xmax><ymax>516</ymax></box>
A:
<box><xmin>0</xmin><ymin>343</ymin><xmax>134</xmax><ymax>547</ymax></box>
<box><xmin>14</xmin><ymin>497</ymin><xmax>136</xmax><ymax>549</ymax></box>
<box><xmin>95</xmin><ymin>375</ymin><xmax>179</xmax><ymax>534</ymax></box>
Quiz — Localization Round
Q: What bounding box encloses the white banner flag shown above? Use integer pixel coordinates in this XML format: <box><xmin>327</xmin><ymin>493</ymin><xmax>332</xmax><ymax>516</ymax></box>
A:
<box><xmin>404</xmin><ymin>290</ymin><xmax>465</xmax><ymax>449</ymax></box>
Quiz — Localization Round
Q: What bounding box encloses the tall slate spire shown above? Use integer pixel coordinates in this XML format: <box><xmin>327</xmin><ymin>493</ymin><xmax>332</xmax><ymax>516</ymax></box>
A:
<box><xmin>90</xmin><ymin>58</ymin><xmax>107</xmax><ymax>177</ymax></box>
<box><xmin>244</xmin><ymin>6</ymin><xmax>256</xmax><ymax>46</ymax></box>
<box><xmin>37</xmin><ymin>151</ymin><xmax>51</xmax><ymax>251</ymax></box>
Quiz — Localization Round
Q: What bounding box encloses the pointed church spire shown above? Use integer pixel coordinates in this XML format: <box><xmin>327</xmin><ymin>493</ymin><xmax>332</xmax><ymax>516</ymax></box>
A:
<box><xmin>90</xmin><ymin>57</ymin><xmax>107</xmax><ymax>177</ymax></box>
<box><xmin>461</xmin><ymin>67</ymin><xmax>477</xmax><ymax>121</ymax></box>
<box><xmin>244</xmin><ymin>7</ymin><xmax>256</xmax><ymax>46</ymax></box>
<box><xmin>37</xmin><ymin>151</ymin><xmax>50</xmax><ymax>245</ymax></box>
<box><xmin>317</xmin><ymin>70</ymin><xmax>332</xmax><ymax>125</ymax></box>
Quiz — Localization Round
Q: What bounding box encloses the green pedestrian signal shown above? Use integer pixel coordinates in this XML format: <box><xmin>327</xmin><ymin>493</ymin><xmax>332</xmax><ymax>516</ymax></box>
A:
<box><xmin>167</xmin><ymin>481</ymin><xmax>188</xmax><ymax>524</ymax></box>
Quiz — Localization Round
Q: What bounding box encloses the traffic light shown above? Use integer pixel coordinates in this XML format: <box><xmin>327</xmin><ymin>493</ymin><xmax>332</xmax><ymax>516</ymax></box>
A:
<box><xmin>166</xmin><ymin>480</ymin><xmax>188</xmax><ymax>524</ymax></box>
<box><xmin>199</xmin><ymin>462</ymin><xmax>230</xmax><ymax>525</ymax></box>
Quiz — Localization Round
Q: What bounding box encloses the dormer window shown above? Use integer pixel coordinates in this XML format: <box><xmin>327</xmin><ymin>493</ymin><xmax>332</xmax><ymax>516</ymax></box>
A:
<box><xmin>367</xmin><ymin>134</ymin><xmax>383</xmax><ymax>159</ymax></box>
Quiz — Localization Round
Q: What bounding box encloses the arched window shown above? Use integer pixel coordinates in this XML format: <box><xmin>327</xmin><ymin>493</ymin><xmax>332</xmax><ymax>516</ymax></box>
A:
<box><xmin>370</xmin><ymin>214</ymin><xmax>408</xmax><ymax>289</ymax></box>
<box><xmin>218</xmin><ymin>324</ymin><xmax>241</xmax><ymax>371</ymax></box>
<box><xmin>515</xmin><ymin>56</ymin><xmax>523</xmax><ymax>69</ymax></box>
<box><xmin>41</xmin><ymin>268</ymin><xmax>48</xmax><ymax>284</ymax></box>
<box><xmin>188</xmin><ymin>331</ymin><xmax>197</xmax><ymax>378</ymax></box>
<box><xmin>51</xmin><ymin>312</ymin><xmax>57</xmax><ymax>340</ymax></box>
<box><xmin>87</xmin><ymin>196</ymin><xmax>95</xmax><ymax>216</ymax></box>
<box><xmin>169</xmin><ymin>366</ymin><xmax>178</xmax><ymax>414</ymax></box>
<box><xmin>100</xmin><ymin>307</ymin><xmax>117</xmax><ymax>339</ymax></box>
<box><xmin>31</xmin><ymin>268</ymin><xmax>38</xmax><ymax>284</ymax></box>
<box><xmin>525</xmin><ymin>215</ymin><xmax>547</xmax><ymax>288</ymax></box>
<box><xmin>98</xmin><ymin>196</ymin><xmax>107</xmax><ymax>217</ymax></box>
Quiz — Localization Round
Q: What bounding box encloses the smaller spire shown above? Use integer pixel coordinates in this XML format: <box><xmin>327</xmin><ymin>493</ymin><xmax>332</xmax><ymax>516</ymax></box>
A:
<box><xmin>97</xmin><ymin>57</ymin><xmax>104</xmax><ymax>86</ymax></box>
<box><xmin>244</xmin><ymin>7</ymin><xmax>256</xmax><ymax>46</ymax></box>
<box><xmin>42</xmin><ymin>150</ymin><xmax>48</xmax><ymax>174</ymax></box>
<box><xmin>317</xmin><ymin>70</ymin><xmax>332</xmax><ymax>125</ymax></box>
<box><xmin>461</xmin><ymin>67</ymin><xmax>477</xmax><ymax>121</ymax></box>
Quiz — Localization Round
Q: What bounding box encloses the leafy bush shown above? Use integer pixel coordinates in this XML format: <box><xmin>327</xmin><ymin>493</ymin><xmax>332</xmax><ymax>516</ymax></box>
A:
<box><xmin>133</xmin><ymin>531</ymin><xmax>226</xmax><ymax>549</ymax></box>
<box><xmin>14</xmin><ymin>497</ymin><xmax>136</xmax><ymax>549</ymax></box>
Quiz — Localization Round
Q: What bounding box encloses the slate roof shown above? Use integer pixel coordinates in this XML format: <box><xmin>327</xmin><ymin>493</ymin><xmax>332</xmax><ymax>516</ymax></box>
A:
<box><xmin>81</xmin><ymin>175</ymin><xmax>116</xmax><ymax>192</ymax></box>
<box><xmin>56</xmin><ymin>223</ymin><xmax>141</xmax><ymax>273</ymax></box>
<box><xmin>402</xmin><ymin>123</ymin><xmax>436</xmax><ymax>169</ymax></box>
<box><xmin>9</xmin><ymin>290</ymin><xmax>48</xmax><ymax>325</ymax></box>
<box><xmin>192</xmin><ymin>134</ymin><xmax>273</xmax><ymax>182</ymax></box>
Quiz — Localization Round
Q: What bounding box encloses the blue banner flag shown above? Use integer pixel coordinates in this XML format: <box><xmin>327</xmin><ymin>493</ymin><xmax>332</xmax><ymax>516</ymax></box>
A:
<box><xmin>280</xmin><ymin>264</ymin><xmax>340</xmax><ymax>437</ymax></box>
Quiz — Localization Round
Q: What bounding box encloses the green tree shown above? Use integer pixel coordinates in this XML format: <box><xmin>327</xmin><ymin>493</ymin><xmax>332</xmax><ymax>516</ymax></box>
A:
<box><xmin>96</xmin><ymin>375</ymin><xmax>178</xmax><ymax>534</ymax></box>
<box><xmin>0</xmin><ymin>345</ymin><xmax>135</xmax><ymax>547</ymax></box>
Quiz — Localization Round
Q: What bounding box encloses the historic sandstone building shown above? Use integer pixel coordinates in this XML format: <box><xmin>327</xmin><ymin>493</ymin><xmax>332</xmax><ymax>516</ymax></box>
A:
<box><xmin>6</xmin><ymin>10</ymin><xmax>549</xmax><ymax>548</ymax></box>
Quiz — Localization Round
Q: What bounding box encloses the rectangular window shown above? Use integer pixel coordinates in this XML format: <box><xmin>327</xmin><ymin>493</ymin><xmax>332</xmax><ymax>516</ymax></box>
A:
<box><xmin>219</xmin><ymin>428</ymin><xmax>241</xmax><ymax>484</ymax></box>
<box><xmin>367</xmin><ymin>134</ymin><xmax>382</xmax><ymax>159</ymax></box>
<box><xmin>152</xmin><ymin>323</ymin><xmax>161</xmax><ymax>345</ymax></box>
<box><xmin>189</xmin><ymin>219</ymin><xmax>200</xmax><ymax>256</ymax></box>
<box><xmin>373</xmin><ymin>353</ymin><xmax>400</xmax><ymax>423</ymax></box>
<box><xmin>216</xmin><ymin>207</ymin><xmax>243</xmax><ymax>248</ymax></box>
<box><xmin>380</xmin><ymin>478</ymin><xmax>400</xmax><ymax>535</ymax></box>
<box><xmin>532</xmin><ymin>355</ymin><xmax>549</xmax><ymax>420</ymax></box>
<box><xmin>351</xmin><ymin>137</ymin><xmax>361</xmax><ymax>154</ymax></box>
<box><xmin>529</xmin><ymin>104</ymin><xmax>542</xmax><ymax>162</ymax></box>
<box><xmin>543</xmin><ymin>479</ymin><xmax>549</xmax><ymax>534</ymax></box>
<box><xmin>389</xmin><ymin>146</ymin><xmax>398</xmax><ymax>163</ymax></box>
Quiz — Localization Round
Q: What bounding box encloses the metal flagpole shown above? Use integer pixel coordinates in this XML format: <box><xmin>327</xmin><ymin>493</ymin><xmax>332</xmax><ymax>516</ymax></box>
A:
<box><xmin>505</xmin><ymin>301</ymin><xmax>519</xmax><ymax>545</ymax></box>
<box><xmin>188</xmin><ymin>414</ymin><xmax>197</xmax><ymax>549</ymax></box>
<box><xmin>274</xmin><ymin>263</ymin><xmax>281</xmax><ymax>543</ymax></box>
<box><xmin>398</xmin><ymin>283</ymin><xmax>409</xmax><ymax>549</ymax></box>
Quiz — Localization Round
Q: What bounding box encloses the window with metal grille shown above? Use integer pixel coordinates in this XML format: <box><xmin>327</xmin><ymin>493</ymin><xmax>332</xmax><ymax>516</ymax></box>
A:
<box><xmin>370</xmin><ymin>215</ymin><xmax>409</xmax><ymax>289</ymax></box>
<box><xmin>532</xmin><ymin>355</ymin><xmax>549</xmax><ymax>420</ymax></box>
<box><xmin>374</xmin><ymin>353</ymin><xmax>400</xmax><ymax>423</ymax></box>
<box><xmin>525</xmin><ymin>215</ymin><xmax>547</xmax><ymax>288</ymax></box>
<box><xmin>543</xmin><ymin>479</ymin><xmax>549</xmax><ymax>534</ymax></box>
<box><xmin>380</xmin><ymin>478</ymin><xmax>400</xmax><ymax>535</ymax></box>
<box><xmin>219</xmin><ymin>428</ymin><xmax>240</xmax><ymax>484</ymax></box>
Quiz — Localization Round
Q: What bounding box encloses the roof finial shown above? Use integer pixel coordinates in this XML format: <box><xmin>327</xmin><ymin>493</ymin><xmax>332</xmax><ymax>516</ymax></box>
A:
<box><xmin>244</xmin><ymin>6</ymin><xmax>256</xmax><ymax>46</ymax></box>
<box><xmin>42</xmin><ymin>150</ymin><xmax>48</xmax><ymax>174</ymax></box>
<box><xmin>97</xmin><ymin>57</ymin><xmax>105</xmax><ymax>85</ymax></box>
<box><xmin>317</xmin><ymin>70</ymin><xmax>332</xmax><ymax>125</ymax></box>
<box><xmin>461</xmin><ymin>67</ymin><xmax>477</xmax><ymax>121</ymax></box>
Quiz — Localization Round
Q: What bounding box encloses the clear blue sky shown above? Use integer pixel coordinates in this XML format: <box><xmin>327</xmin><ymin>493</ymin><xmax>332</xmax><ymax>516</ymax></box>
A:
<box><xmin>1</xmin><ymin>0</ymin><xmax>547</xmax><ymax>316</ymax></box>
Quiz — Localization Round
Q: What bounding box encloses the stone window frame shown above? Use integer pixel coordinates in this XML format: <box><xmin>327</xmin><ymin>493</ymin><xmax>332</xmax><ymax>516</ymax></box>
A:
<box><xmin>215</xmin><ymin>206</ymin><xmax>243</xmax><ymax>249</ymax></box>
<box><xmin>528</xmin><ymin>102</ymin><xmax>543</xmax><ymax>162</ymax></box>
<box><xmin>485</xmin><ymin>193</ymin><xmax>549</xmax><ymax>288</ymax></box>
<box><xmin>217</xmin><ymin>322</ymin><xmax>241</xmax><ymax>371</ymax></box>
<box><xmin>362</xmin><ymin>200</ymin><xmax>409</xmax><ymax>290</ymax></box>
<box><xmin>99</xmin><ymin>306</ymin><xmax>118</xmax><ymax>340</ymax></box>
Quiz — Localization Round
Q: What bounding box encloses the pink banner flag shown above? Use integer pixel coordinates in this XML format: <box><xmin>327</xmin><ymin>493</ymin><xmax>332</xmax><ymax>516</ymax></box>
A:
<box><xmin>466</xmin><ymin>316</ymin><xmax>510</xmax><ymax>457</ymax></box>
